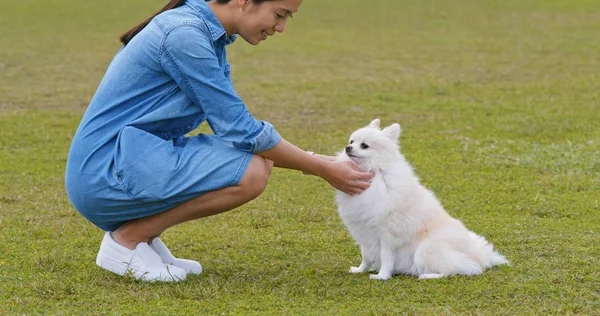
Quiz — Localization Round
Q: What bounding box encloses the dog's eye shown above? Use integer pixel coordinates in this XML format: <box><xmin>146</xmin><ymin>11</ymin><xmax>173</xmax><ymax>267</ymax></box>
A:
<box><xmin>360</xmin><ymin>143</ymin><xmax>369</xmax><ymax>149</ymax></box>
<box><xmin>349</xmin><ymin>140</ymin><xmax>354</xmax><ymax>144</ymax></box>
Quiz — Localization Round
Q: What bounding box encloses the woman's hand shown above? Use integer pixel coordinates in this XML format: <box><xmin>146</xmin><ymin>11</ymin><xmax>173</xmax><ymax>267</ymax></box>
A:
<box><xmin>322</xmin><ymin>160</ymin><xmax>374</xmax><ymax>195</ymax></box>
<box><xmin>258</xmin><ymin>139</ymin><xmax>372</xmax><ymax>195</ymax></box>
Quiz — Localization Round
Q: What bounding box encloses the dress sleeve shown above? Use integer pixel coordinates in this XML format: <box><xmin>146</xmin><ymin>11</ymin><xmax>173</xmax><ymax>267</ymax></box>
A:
<box><xmin>159</xmin><ymin>24</ymin><xmax>281</xmax><ymax>153</ymax></box>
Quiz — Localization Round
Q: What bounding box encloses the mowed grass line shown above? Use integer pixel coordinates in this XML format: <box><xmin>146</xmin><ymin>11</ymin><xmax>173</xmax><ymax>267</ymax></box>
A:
<box><xmin>1</xmin><ymin>0</ymin><xmax>599</xmax><ymax>314</ymax></box>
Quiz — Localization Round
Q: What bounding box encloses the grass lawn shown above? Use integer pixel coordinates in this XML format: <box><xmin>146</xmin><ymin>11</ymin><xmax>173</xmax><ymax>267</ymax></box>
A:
<box><xmin>1</xmin><ymin>0</ymin><xmax>599</xmax><ymax>314</ymax></box>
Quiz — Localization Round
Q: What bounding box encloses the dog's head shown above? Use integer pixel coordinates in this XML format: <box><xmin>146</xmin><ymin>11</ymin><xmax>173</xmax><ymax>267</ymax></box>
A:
<box><xmin>341</xmin><ymin>119</ymin><xmax>402</xmax><ymax>171</ymax></box>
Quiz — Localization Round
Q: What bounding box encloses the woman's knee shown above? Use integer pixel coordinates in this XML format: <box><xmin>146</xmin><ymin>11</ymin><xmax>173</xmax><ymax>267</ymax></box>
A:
<box><xmin>238</xmin><ymin>155</ymin><xmax>272</xmax><ymax>198</ymax></box>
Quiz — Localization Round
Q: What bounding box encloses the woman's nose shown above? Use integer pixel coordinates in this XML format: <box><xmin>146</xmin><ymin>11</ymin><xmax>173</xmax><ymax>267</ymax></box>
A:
<box><xmin>274</xmin><ymin>20</ymin><xmax>287</xmax><ymax>33</ymax></box>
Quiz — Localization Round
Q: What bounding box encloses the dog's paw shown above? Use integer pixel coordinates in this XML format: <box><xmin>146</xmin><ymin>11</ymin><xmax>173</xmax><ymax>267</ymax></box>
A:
<box><xmin>369</xmin><ymin>273</ymin><xmax>391</xmax><ymax>281</ymax></box>
<box><xmin>418</xmin><ymin>273</ymin><xmax>445</xmax><ymax>280</ymax></box>
<box><xmin>349</xmin><ymin>266</ymin><xmax>365</xmax><ymax>273</ymax></box>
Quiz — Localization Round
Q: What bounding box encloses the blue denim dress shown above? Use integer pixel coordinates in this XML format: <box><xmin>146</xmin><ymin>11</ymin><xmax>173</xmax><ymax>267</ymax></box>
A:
<box><xmin>65</xmin><ymin>0</ymin><xmax>281</xmax><ymax>231</ymax></box>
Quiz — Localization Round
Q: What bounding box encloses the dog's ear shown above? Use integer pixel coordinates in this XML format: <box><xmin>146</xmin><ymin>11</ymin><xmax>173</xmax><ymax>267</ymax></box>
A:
<box><xmin>368</xmin><ymin>118</ymin><xmax>381</xmax><ymax>129</ymax></box>
<box><xmin>382</xmin><ymin>123</ymin><xmax>401</xmax><ymax>140</ymax></box>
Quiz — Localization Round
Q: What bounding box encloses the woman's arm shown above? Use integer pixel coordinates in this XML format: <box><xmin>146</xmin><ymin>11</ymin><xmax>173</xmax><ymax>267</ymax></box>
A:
<box><xmin>312</xmin><ymin>153</ymin><xmax>337</xmax><ymax>162</ymax></box>
<box><xmin>161</xmin><ymin>26</ymin><xmax>280</xmax><ymax>153</ymax></box>
<box><xmin>258</xmin><ymin>138</ymin><xmax>373</xmax><ymax>195</ymax></box>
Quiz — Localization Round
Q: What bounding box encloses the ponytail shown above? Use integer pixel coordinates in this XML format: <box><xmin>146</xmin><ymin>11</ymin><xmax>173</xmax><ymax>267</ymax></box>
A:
<box><xmin>119</xmin><ymin>0</ymin><xmax>186</xmax><ymax>45</ymax></box>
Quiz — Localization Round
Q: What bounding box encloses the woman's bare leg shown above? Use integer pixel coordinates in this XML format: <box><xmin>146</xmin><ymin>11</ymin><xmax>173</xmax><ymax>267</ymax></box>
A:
<box><xmin>111</xmin><ymin>155</ymin><xmax>273</xmax><ymax>249</ymax></box>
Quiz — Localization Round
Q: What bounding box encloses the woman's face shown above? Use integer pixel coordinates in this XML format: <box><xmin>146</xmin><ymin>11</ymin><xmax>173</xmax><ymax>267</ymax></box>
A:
<box><xmin>237</xmin><ymin>0</ymin><xmax>302</xmax><ymax>45</ymax></box>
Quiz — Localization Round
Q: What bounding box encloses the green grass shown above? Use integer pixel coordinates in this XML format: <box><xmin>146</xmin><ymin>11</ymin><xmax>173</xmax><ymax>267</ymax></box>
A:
<box><xmin>1</xmin><ymin>0</ymin><xmax>599</xmax><ymax>314</ymax></box>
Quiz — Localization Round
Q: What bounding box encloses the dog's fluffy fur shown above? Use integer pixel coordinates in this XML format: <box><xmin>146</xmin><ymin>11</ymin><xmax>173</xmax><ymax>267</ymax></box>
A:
<box><xmin>335</xmin><ymin>119</ymin><xmax>508</xmax><ymax>280</ymax></box>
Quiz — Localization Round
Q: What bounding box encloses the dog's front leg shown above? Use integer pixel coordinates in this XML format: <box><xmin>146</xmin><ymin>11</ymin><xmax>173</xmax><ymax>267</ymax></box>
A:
<box><xmin>370</xmin><ymin>240</ymin><xmax>394</xmax><ymax>280</ymax></box>
<box><xmin>350</xmin><ymin>244</ymin><xmax>376</xmax><ymax>273</ymax></box>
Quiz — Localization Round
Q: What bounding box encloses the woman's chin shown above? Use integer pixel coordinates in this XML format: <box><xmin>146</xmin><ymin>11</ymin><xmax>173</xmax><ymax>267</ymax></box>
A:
<box><xmin>240</xmin><ymin>34</ymin><xmax>262</xmax><ymax>46</ymax></box>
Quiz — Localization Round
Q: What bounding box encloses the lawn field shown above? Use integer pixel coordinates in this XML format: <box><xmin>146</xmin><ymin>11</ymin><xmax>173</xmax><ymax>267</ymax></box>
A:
<box><xmin>1</xmin><ymin>0</ymin><xmax>599</xmax><ymax>314</ymax></box>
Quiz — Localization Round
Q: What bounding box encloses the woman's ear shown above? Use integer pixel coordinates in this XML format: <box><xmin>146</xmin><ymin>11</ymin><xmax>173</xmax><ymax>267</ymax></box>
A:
<box><xmin>238</xmin><ymin>0</ymin><xmax>250</xmax><ymax>9</ymax></box>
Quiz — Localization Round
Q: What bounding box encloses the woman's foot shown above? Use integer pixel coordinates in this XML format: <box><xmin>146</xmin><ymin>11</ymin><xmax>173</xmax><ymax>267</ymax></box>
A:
<box><xmin>95</xmin><ymin>232</ymin><xmax>186</xmax><ymax>282</ymax></box>
<box><xmin>150</xmin><ymin>238</ymin><xmax>203</xmax><ymax>275</ymax></box>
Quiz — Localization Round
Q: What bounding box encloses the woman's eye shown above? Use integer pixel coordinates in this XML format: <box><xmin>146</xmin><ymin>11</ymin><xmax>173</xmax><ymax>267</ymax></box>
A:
<box><xmin>276</xmin><ymin>13</ymin><xmax>284</xmax><ymax>19</ymax></box>
<box><xmin>360</xmin><ymin>143</ymin><xmax>369</xmax><ymax>149</ymax></box>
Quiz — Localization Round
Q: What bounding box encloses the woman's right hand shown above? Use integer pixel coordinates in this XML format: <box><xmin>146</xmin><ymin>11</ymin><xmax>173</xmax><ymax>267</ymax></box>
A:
<box><xmin>257</xmin><ymin>138</ymin><xmax>373</xmax><ymax>195</ymax></box>
<box><xmin>323</xmin><ymin>161</ymin><xmax>374</xmax><ymax>195</ymax></box>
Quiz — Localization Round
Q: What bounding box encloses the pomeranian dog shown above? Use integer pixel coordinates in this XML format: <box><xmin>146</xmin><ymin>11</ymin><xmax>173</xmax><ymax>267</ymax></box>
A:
<box><xmin>335</xmin><ymin>119</ymin><xmax>509</xmax><ymax>280</ymax></box>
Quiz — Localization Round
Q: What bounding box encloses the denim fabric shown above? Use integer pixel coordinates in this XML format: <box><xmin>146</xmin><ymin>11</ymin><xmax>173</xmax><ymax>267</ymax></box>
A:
<box><xmin>65</xmin><ymin>0</ymin><xmax>281</xmax><ymax>231</ymax></box>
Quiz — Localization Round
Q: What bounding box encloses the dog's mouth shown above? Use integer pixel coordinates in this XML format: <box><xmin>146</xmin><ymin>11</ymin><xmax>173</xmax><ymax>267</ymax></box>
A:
<box><xmin>346</xmin><ymin>153</ymin><xmax>360</xmax><ymax>159</ymax></box>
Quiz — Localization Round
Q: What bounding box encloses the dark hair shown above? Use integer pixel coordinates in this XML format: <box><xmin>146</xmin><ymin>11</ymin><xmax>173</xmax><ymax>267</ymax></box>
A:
<box><xmin>120</xmin><ymin>0</ymin><xmax>273</xmax><ymax>45</ymax></box>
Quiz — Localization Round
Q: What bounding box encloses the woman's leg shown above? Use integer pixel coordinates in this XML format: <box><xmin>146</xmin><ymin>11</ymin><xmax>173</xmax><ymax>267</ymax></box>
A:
<box><xmin>111</xmin><ymin>155</ymin><xmax>273</xmax><ymax>250</ymax></box>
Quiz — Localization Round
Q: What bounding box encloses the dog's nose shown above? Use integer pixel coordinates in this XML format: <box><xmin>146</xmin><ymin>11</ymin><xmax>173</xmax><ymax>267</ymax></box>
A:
<box><xmin>345</xmin><ymin>146</ymin><xmax>352</xmax><ymax>153</ymax></box>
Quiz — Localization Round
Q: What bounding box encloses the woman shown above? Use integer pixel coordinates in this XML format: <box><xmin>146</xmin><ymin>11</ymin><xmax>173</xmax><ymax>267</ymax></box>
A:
<box><xmin>65</xmin><ymin>0</ymin><xmax>373</xmax><ymax>282</ymax></box>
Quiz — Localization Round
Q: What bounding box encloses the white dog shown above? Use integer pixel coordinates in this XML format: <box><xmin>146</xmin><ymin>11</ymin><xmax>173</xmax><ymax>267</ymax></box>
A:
<box><xmin>335</xmin><ymin>119</ymin><xmax>508</xmax><ymax>280</ymax></box>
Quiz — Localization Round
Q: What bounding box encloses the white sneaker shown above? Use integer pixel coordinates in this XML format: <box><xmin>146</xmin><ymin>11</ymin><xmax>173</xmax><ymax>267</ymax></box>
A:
<box><xmin>150</xmin><ymin>238</ymin><xmax>203</xmax><ymax>275</ymax></box>
<box><xmin>96</xmin><ymin>232</ymin><xmax>186</xmax><ymax>282</ymax></box>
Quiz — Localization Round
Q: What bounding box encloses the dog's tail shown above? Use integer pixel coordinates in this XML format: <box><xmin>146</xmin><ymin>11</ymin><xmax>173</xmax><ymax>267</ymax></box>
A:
<box><xmin>467</xmin><ymin>231</ymin><xmax>510</xmax><ymax>267</ymax></box>
<box><xmin>490</xmin><ymin>251</ymin><xmax>510</xmax><ymax>266</ymax></box>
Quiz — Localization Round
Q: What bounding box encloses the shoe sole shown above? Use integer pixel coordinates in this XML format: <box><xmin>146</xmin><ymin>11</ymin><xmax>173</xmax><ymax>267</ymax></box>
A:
<box><xmin>96</xmin><ymin>252</ymin><xmax>185</xmax><ymax>282</ymax></box>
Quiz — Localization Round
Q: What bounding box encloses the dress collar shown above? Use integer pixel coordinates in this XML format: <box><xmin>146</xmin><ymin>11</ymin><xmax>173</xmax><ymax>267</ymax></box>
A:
<box><xmin>186</xmin><ymin>0</ymin><xmax>237</xmax><ymax>45</ymax></box>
